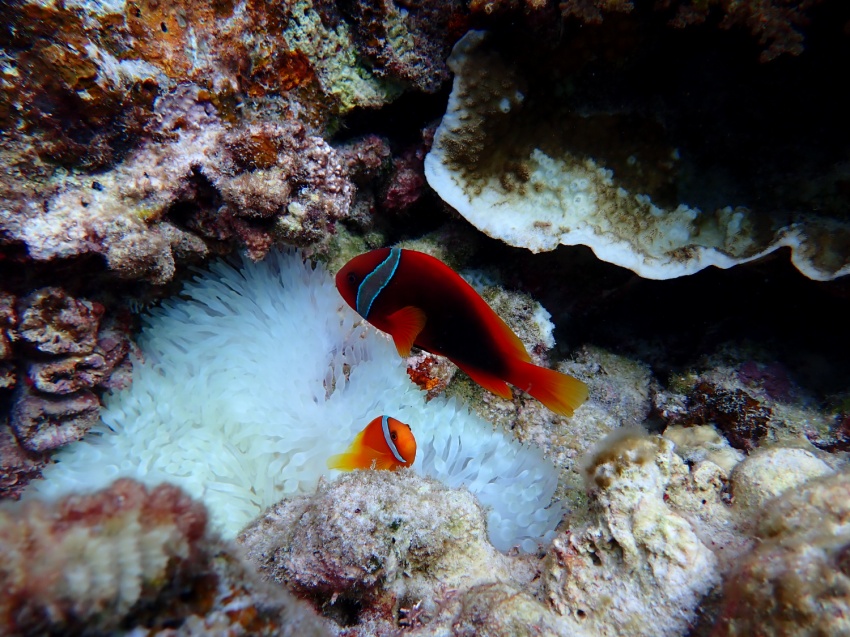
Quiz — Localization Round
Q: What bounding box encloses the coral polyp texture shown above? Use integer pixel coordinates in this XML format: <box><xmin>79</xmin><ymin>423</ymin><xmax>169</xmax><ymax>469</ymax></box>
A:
<box><xmin>713</xmin><ymin>470</ymin><xmax>850</xmax><ymax>637</ymax></box>
<box><xmin>0</xmin><ymin>286</ymin><xmax>135</xmax><ymax>497</ymax></box>
<box><xmin>0</xmin><ymin>0</ymin><xmax>465</xmax><ymax>285</ymax></box>
<box><xmin>27</xmin><ymin>249</ymin><xmax>564</xmax><ymax>552</ymax></box>
<box><xmin>240</xmin><ymin>469</ymin><xmax>579</xmax><ymax>636</ymax></box>
<box><xmin>424</xmin><ymin>30</ymin><xmax>850</xmax><ymax>281</ymax></box>
<box><xmin>2</xmin><ymin>86</ymin><xmax>354</xmax><ymax>283</ymax></box>
<box><xmin>0</xmin><ymin>478</ymin><xmax>331</xmax><ymax>636</ymax></box>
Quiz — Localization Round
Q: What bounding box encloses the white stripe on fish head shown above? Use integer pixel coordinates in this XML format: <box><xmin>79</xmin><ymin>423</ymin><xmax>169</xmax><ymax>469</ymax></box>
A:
<box><xmin>381</xmin><ymin>415</ymin><xmax>407</xmax><ymax>463</ymax></box>
<box><xmin>356</xmin><ymin>248</ymin><xmax>402</xmax><ymax>318</ymax></box>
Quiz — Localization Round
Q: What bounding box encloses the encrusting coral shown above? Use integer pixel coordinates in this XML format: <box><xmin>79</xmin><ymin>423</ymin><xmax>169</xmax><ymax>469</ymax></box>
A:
<box><xmin>0</xmin><ymin>287</ymin><xmax>134</xmax><ymax>497</ymax></box>
<box><xmin>712</xmin><ymin>469</ymin><xmax>850</xmax><ymax>636</ymax></box>
<box><xmin>240</xmin><ymin>469</ymin><xmax>590</xmax><ymax>636</ymax></box>
<box><xmin>543</xmin><ymin>429</ymin><xmax>720</xmax><ymax>637</ymax></box>
<box><xmin>653</xmin><ymin>352</ymin><xmax>840</xmax><ymax>458</ymax></box>
<box><xmin>0</xmin><ymin>0</ymin><xmax>464</xmax><ymax>289</ymax></box>
<box><xmin>27</xmin><ymin>249</ymin><xmax>564</xmax><ymax>552</ymax></box>
<box><xmin>0</xmin><ymin>478</ymin><xmax>331</xmax><ymax>636</ymax></box>
<box><xmin>2</xmin><ymin>86</ymin><xmax>354</xmax><ymax>284</ymax></box>
<box><xmin>241</xmin><ymin>471</ymin><xmax>512</xmax><ymax>624</ymax></box>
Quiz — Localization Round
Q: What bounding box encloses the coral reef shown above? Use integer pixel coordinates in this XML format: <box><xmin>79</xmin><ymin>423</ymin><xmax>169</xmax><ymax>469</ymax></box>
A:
<box><xmin>0</xmin><ymin>293</ymin><xmax>16</xmax><ymax>391</ymax></box>
<box><xmin>712</xmin><ymin>470</ymin><xmax>850</xmax><ymax>636</ymax></box>
<box><xmin>657</xmin><ymin>0</ymin><xmax>824</xmax><ymax>62</ymax></box>
<box><xmin>0</xmin><ymin>287</ymin><xmax>134</xmax><ymax>496</ymax></box>
<box><xmin>240</xmin><ymin>471</ymin><xmax>516</xmax><ymax>625</ymax></box>
<box><xmin>2</xmin><ymin>0</ymin><xmax>848</xmax><ymax>633</ymax></box>
<box><xmin>240</xmin><ymin>469</ymin><xmax>592</xmax><ymax>635</ymax></box>
<box><xmin>652</xmin><ymin>349</ymin><xmax>842</xmax><ymax>461</ymax></box>
<box><xmin>342</xmin><ymin>0</ymin><xmax>466</xmax><ymax>93</ymax></box>
<box><xmin>0</xmin><ymin>478</ymin><xmax>330</xmax><ymax>636</ymax></box>
<box><xmin>544</xmin><ymin>430</ymin><xmax>720</xmax><ymax>637</ymax></box>
<box><xmin>27</xmin><ymin>250</ymin><xmax>564</xmax><ymax>552</ymax></box>
<box><xmin>470</xmin><ymin>0</ymin><xmax>826</xmax><ymax>62</ymax></box>
<box><xmin>678</xmin><ymin>382</ymin><xmax>771</xmax><ymax>451</ymax></box>
<box><xmin>0</xmin><ymin>0</ymin><xmax>463</xmax><ymax>292</ymax></box>
<box><xmin>402</xmin><ymin>582</ymin><xmax>569</xmax><ymax>637</ymax></box>
<box><xmin>424</xmin><ymin>29</ymin><xmax>850</xmax><ymax>281</ymax></box>
<box><xmin>2</xmin><ymin>86</ymin><xmax>354</xmax><ymax>283</ymax></box>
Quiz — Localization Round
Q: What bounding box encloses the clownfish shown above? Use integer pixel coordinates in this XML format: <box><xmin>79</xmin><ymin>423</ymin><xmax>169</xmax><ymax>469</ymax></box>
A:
<box><xmin>336</xmin><ymin>248</ymin><xmax>588</xmax><ymax>417</ymax></box>
<box><xmin>327</xmin><ymin>415</ymin><xmax>417</xmax><ymax>471</ymax></box>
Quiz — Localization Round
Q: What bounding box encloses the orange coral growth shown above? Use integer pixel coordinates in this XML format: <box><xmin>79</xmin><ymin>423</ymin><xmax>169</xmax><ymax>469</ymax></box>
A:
<box><xmin>124</xmin><ymin>0</ymin><xmax>223</xmax><ymax>78</ymax></box>
<box><xmin>247</xmin><ymin>50</ymin><xmax>317</xmax><ymax>97</ymax></box>
<box><xmin>406</xmin><ymin>353</ymin><xmax>454</xmax><ymax>399</ymax></box>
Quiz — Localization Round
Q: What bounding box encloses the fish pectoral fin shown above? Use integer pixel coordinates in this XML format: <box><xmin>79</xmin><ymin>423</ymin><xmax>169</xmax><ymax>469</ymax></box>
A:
<box><xmin>374</xmin><ymin>456</ymin><xmax>400</xmax><ymax>471</ymax></box>
<box><xmin>457</xmin><ymin>363</ymin><xmax>513</xmax><ymax>400</ymax></box>
<box><xmin>386</xmin><ymin>306</ymin><xmax>427</xmax><ymax>357</ymax></box>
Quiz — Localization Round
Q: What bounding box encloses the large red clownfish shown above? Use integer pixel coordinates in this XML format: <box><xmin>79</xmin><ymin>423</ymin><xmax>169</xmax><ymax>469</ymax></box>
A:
<box><xmin>336</xmin><ymin>248</ymin><xmax>588</xmax><ymax>417</ymax></box>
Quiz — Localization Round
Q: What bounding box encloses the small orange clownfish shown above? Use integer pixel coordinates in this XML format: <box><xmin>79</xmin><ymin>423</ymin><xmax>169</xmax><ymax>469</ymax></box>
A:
<box><xmin>327</xmin><ymin>415</ymin><xmax>417</xmax><ymax>471</ymax></box>
<box><xmin>336</xmin><ymin>248</ymin><xmax>589</xmax><ymax>417</ymax></box>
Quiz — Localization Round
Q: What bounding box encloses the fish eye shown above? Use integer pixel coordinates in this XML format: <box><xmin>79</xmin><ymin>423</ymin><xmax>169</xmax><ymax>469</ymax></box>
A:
<box><xmin>391</xmin><ymin>431</ymin><xmax>397</xmax><ymax>440</ymax></box>
<box><xmin>347</xmin><ymin>272</ymin><xmax>358</xmax><ymax>284</ymax></box>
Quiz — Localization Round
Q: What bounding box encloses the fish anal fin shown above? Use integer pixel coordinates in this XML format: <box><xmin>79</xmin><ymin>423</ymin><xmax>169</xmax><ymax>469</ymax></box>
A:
<box><xmin>509</xmin><ymin>360</ymin><xmax>589</xmax><ymax>417</ymax></box>
<box><xmin>386</xmin><ymin>306</ymin><xmax>427</xmax><ymax>357</ymax></box>
<box><xmin>458</xmin><ymin>363</ymin><xmax>513</xmax><ymax>400</ymax></box>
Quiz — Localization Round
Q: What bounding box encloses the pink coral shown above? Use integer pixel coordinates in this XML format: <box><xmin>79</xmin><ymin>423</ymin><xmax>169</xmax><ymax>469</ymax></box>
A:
<box><xmin>0</xmin><ymin>288</ymin><xmax>134</xmax><ymax>488</ymax></box>
<box><xmin>381</xmin><ymin>145</ymin><xmax>427</xmax><ymax>213</ymax></box>
<box><xmin>16</xmin><ymin>288</ymin><xmax>103</xmax><ymax>356</ymax></box>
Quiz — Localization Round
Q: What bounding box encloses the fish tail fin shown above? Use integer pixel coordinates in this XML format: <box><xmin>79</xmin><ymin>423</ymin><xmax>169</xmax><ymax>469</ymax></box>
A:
<box><xmin>509</xmin><ymin>360</ymin><xmax>589</xmax><ymax>417</ymax></box>
<box><xmin>327</xmin><ymin>452</ymin><xmax>359</xmax><ymax>471</ymax></box>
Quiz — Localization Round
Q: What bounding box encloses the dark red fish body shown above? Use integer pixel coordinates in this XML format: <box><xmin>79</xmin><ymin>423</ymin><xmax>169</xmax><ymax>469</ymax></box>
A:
<box><xmin>336</xmin><ymin>248</ymin><xmax>588</xmax><ymax>416</ymax></box>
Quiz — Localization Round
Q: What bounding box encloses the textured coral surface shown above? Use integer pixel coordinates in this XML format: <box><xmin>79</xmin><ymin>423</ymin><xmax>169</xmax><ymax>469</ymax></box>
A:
<box><xmin>425</xmin><ymin>24</ymin><xmax>850</xmax><ymax>280</ymax></box>
<box><xmin>0</xmin><ymin>478</ymin><xmax>331</xmax><ymax>636</ymax></box>
<box><xmin>2</xmin><ymin>0</ymin><xmax>849</xmax><ymax>634</ymax></box>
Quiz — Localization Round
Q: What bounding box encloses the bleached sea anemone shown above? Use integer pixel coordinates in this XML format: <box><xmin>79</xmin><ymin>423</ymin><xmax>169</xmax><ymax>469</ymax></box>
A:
<box><xmin>28</xmin><ymin>250</ymin><xmax>563</xmax><ymax>552</ymax></box>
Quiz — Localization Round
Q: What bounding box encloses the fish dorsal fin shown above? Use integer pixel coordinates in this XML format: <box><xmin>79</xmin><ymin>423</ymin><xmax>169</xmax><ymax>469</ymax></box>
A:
<box><xmin>385</xmin><ymin>306</ymin><xmax>427</xmax><ymax>357</ymax></box>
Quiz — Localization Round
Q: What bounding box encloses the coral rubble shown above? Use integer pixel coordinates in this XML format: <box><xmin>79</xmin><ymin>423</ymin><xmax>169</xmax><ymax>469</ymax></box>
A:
<box><xmin>544</xmin><ymin>430</ymin><xmax>720</xmax><ymax>637</ymax></box>
<box><xmin>0</xmin><ymin>478</ymin><xmax>330</xmax><ymax>636</ymax></box>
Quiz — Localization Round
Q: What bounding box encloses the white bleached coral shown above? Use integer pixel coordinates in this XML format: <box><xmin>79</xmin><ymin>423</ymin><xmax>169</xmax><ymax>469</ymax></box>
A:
<box><xmin>544</xmin><ymin>430</ymin><xmax>720</xmax><ymax>637</ymax></box>
<box><xmin>27</xmin><ymin>249</ymin><xmax>562</xmax><ymax>552</ymax></box>
<box><xmin>424</xmin><ymin>30</ymin><xmax>850</xmax><ymax>281</ymax></box>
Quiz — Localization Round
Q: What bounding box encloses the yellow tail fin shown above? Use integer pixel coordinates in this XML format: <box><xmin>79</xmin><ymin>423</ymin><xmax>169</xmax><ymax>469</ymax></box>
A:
<box><xmin>510</xmin><ymin>361</ymin><xmax>588</xmax><ymax>417</ymax></box>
